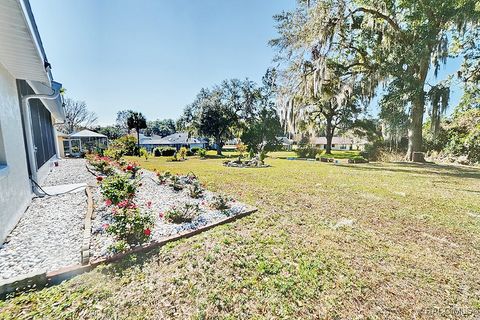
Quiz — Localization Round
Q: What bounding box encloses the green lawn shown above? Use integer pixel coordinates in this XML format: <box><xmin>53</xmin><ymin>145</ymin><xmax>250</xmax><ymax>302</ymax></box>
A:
<box><xmin>1</xmin><ymin>157</ymin><xmax>480</xmax><ymax>319</ymax></box>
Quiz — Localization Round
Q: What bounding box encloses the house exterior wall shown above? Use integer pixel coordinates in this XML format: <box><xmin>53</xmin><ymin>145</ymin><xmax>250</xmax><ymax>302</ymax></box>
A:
<box><xmin>0</xmin><ymin>63</ymin><xmax>33</xmax><ymax>242</ymax></box>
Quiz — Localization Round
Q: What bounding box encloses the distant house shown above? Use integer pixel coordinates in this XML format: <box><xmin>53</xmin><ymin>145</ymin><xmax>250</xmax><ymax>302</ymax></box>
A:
<box><xmin>309</xmin><ymin>136</ymin><xmax>368</xmax><ymax>151</ymax></box>
<box><xmin>58</xmin><ymin>129</ymin><xmax>108</xmax><ymax>157</ymax></box>
<box><xmin>0</xmin><ymin>0</ymin><xmax>65</xmax><ymax>242</ymax></box>
<box><xmin>139</xmin><ymin>132</ymin><xmax>208</xmax><ymax>152</ymax></box>
<box><xmin>277</xmin><ymin>136</ymin><xmax>294</xmax><ymax>151</ymax></box>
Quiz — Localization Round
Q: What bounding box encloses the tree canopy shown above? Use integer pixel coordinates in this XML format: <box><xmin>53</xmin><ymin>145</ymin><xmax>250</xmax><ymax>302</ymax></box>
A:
<box><xmin>271</xmin><ymin>0</ymin><xmax>479</xmax><ymax>160</ymax></box>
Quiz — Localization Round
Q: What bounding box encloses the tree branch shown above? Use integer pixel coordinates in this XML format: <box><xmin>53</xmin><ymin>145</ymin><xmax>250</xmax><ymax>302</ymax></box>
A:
<box><xmin>352</xmin><ymin>7</ymin><xmax>402</xmax><ymax>33</ymax></box>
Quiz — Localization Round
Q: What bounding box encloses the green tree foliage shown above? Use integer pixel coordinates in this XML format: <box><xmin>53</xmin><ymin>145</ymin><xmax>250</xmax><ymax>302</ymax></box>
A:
<box><xmin>94</xmin><ymin>125</ymin><xmax>123</xmax><ymax>140</ymax></box>
<box><xmin>241</xmin><ymin>107</ymin><xmax>282</xmax><ymax>154</ymax></box>
<box><xmin>179</xmin><ymin>78</ymin><xmax>264</xmax><ymax>155</ymax></box>
<box><xmin>271</xmin><ymin>0</ymin><xmax>479</xmax><ymax>160</ymax></box>
<box><xmin>127</xmin><ymin>112</ymin><xmax>147</xmax><ymax>149</ymax></box>
<box><xmin>145</xmin><ymin>119</ymin><xmax>176</xmax><ymax>137</ymax></box>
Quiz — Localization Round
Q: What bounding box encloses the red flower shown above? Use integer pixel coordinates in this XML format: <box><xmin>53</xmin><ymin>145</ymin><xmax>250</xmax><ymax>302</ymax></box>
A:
<box><xmin>159</xmin><ymin>212</ymin><xmax>164</xmax><ymax>218</ymax></box>
<box><xmin>105</xmin><ymin>199</ymin><xmax>112</xmax><ymax>206</ymax></box>
<box><xmin>96</xmin><ymin>176</ymin><xmax>103</xmax><ymax>182</ymax></box>
<box><xmin>147</xmin><ymin>201</ymin><xmax>152</xmax><ymax>208</ymax></box>
<box><xmin>102</xmin><ymin>223</ymin><xmax>110</xmax><ymax>229</ymax></box>
<box><xmin>144</xmin><ymin>228</ymin><xmax>151</xmax><ymax>236</ymax></box>
<box><xmin>126</xmin><ymin>165</ymin><xmax>133</xmax><ymax>171</ymax></box>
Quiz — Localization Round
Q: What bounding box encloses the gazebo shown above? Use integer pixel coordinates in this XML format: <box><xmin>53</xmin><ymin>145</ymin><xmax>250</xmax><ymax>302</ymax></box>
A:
<box><xmin>61</xmin><ymin>129</ymin><xmax>108</xmax><ymax>156</ymax></box>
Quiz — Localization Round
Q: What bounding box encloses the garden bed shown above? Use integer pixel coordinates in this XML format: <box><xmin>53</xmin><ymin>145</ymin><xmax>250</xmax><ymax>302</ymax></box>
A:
<box><xmin>86</xmin><ymin>158</ymin><xmax>254</xmax><ymax>259</ymax></box>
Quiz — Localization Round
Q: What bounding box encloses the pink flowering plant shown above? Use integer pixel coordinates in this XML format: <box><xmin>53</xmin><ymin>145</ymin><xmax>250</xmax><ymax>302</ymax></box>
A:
<box><xmin>105</xmin><ymin>200</ymin><xmax>154</xmax><ymax>244</ymax></box>
<box><xmin>100</xmin><ymin>173</ymin><xmax>138</xmax><ymax>205</ymax></box>
<box><xmin>163</xmin><ymin>203</ymin><xmax>200</xmax><ymax>223</ymax></box>
<box><xmin>87</xmin><ymin>155</ymin><xmax>115</xmax><ymax>175</ymax></box>
<box><xmin>123</xmin><ymin>162</ymin><xmax>141</xmax><ymax>178</ymax></box>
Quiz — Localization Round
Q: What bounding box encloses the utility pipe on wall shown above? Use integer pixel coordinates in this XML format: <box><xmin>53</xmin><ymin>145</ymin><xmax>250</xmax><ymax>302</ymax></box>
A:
<box><xmin>21</xmin><ymin>88</ymin><xmax>60</xmax><ymax>194</ymax></box>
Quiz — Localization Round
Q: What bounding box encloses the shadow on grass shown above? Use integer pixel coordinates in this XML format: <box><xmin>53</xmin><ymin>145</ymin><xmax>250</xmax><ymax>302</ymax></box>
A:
<box><xmin>336</xmin><ymin>162</ymin><xmax>480</xmax><ymax>180</ymax></box>
<box><xmin>98</xmin><ymin>247</ymin><xmax>161</xmax><ymax>278</ymax></box>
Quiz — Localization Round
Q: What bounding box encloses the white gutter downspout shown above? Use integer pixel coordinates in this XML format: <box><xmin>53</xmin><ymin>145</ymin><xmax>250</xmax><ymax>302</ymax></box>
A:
<box><xmin>21</xmin><ymin>88</ymin><xmax>60</xmax><ymax>195</ymax></box>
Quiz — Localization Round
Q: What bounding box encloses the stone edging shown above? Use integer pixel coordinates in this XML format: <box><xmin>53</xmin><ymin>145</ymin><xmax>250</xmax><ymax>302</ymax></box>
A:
<box><xmin>0</xmin><ymin>206</ymin><xmax>257</xmax><ymax>300</ymax></box>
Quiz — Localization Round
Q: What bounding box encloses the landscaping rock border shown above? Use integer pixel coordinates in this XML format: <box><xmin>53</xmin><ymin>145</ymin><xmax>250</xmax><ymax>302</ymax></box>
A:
<box><xmin>0</xmin><ymin>205</ymin><xmax>256</xmax><ymax>300</ymax></box>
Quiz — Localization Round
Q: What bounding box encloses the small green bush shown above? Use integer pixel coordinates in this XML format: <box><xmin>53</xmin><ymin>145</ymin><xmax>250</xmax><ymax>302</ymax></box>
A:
<box><xmin>198</xmin><ymin>148</ymin><xmax>207</xmax><ymax>158</ymax></box>
<box><xmin>295</xmin><ymin>146</ymin><xmax>320</xmax><ymax>159</ymax></box>
<box><xmin>106</xmin><ymin>202</ymin><xmax>154</xmax><ymax>244</ymax></box>
<box><xmin>164</xmin><ymin>203</ymin><xmax>200</xmax><ymax>223</ymax></box>
<box><xmin>100</xmin><ymin>174</ymin><xmax>137</xmax><ymax>205</ymax></box>
<box><xmin>179</xmin><ymin>147</ymin><xmax>188</xmax><ymax>159</ymax></box>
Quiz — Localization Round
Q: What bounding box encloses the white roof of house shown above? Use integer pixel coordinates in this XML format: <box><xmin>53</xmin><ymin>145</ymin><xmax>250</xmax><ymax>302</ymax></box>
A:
<box><xmin>70</xmin><ymin>130</ymin><xmax>107</xmax><ymax>138</ymax></box>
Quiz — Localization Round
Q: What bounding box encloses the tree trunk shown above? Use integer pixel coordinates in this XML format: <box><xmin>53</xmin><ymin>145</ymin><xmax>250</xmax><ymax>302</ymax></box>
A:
<box><xmin>406</xmin><ymin>56</ymin><xmax>430</xmax><ymax>161</ymax></box>
<box><xmin>136</xmin><ymin>128</ymin><xmax>140</xmax><ymax>149</ymax></box>
<box><xmin>215</xmin><ymin>137</ymin><xmax>223</xmax><ymax>156</ymax></box>
<box><xmin>325</xmin><ymin>116</ymin><xmax>334</xmax><ymax>155</ymax></box>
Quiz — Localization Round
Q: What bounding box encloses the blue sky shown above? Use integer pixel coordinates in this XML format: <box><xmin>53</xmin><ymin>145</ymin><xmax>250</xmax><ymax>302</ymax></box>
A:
<box><xmin>30</xmin><ymin>0</ymin><xmax>295</xmax><ymax>125</ymax></box>
<box><xmin>30</xmin><ymin>0</ymin><xmax>463</xmax><ymax>125</ymax></box>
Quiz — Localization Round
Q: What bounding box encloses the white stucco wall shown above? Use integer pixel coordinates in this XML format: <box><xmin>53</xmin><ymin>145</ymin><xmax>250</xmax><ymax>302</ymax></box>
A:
<box><xmin>0</xmin><ymin>63</ymin><xmax>32</xmax><ymax>243</ymax></box>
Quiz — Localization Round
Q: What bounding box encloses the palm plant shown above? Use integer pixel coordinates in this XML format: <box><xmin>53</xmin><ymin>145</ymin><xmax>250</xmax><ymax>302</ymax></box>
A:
<box><xmin>126</xmin><ymin>111</ymin><xmax>147</xmax><ymax>149</ymax></box>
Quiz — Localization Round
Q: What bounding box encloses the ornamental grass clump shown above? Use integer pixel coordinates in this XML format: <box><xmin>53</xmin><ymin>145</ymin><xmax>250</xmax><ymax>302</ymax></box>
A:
<box><xmin>105</xmin><ymin>200</ymin><xmax>154</xmax><ymax>245</ymax></box>
<box><xmin>100</xmin><ymin>173</ymin><xmax>138</xmax><ymax>205</ymax></box>
<box><xmin>163</xmin><ymin>203</ymin><xmax>200</xmax><ymax>223</ymax></box>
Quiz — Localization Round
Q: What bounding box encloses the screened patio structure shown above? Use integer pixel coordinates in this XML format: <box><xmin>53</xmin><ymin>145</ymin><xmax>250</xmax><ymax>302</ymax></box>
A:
<box><xmin>62</xmin><ymin>129</ymin><xmax>108</xmax><ymax>156</ymax></box>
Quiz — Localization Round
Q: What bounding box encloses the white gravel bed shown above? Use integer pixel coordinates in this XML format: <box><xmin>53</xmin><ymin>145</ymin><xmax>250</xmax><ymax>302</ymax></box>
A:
<box><xmin>0</xmin><ymin>158</ymin><xmax>91</xmax><ymax>280</ymax></box>
<box><xmin>42</xmin><ymin>158</ymin><xmax>96</xmax><ymax>187</ymax></box>
<box><xmin>90</xmin><ymin>169</ymin><xmax>249</xmax><ymax>259</ymax></box>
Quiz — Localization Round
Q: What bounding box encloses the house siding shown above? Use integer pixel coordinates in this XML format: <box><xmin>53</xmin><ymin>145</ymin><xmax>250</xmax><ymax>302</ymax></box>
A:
<box><xmin>0</xmin><ymin>64</ymin><xmax>33</xmax><ymax>242</ymax></box>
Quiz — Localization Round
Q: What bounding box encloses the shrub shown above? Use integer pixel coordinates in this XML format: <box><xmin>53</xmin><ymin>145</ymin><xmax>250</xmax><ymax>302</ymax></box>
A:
<box><xmin>210</xmin><ymin>194</ymin><xmax>233</xmax><ymax>211</ymax></box>
<box><xmin>259</xmin><ymin>151</ymin><xmax>267</xmax><ymax>163</ymax></box>
<box><xmin>110</xmin><ymin>136</ymin><xmax>139</xmax><ymax>156</ymax></box>
<box><xmin>100</xmin><ymin>174</ymin><xmax>138</xmax><ymax>205</ymax></box>
<box><xmin>153</xmin><ymin>147</ymin><xmax>162</xmax><ymax>157</ymax></box>
<box><xmin>123</xmin><ymin>162</ymin><xmax>141</xmax><ymax>178</ymax></box>
<box><xmin>156</xmin><ymin>170</ymin><xmax>171</xmax><ymax>184</ymax></box>
<box><xmin>106</xmin><ymin>201</ymin><xmax>154</xmax><ymax>244</ymax></box>
<box><xmin>190</xmin><ymin>147</ymin><xmax>200</xmax><ymax>155</ymax></box>
<box><xmin>198</xmin><ymin>148</ymin><xmax>207</xmax><ymax>158</ymax></box>
<box><xmin>163</xmin><ymin>203</ymin><xmax>200</xmax><ymax>223</ymax></box>
<box><xmin>169</xmin><ymin>175</ymin><xmax>184</xmax><ymax>191</ymax></box>
<box><xmin>139</xmin><ymin>148</ymin><xmax>149</xmax><ymax>160</ymax></box>
<box><xmin>183</xmin><ymin>172</ymin><xmax>198</xmax><ymax>184</ymax></box>
<box><xmin>104</xmin><ymin>148</ymin><xmax>124</xmax><ymax>161</ymax></box>
<box><xmin>295</xmin><ymin>146</ymin><xmax>320</xmax><ymax>159</ymax></box>
<box><xmin>160</xmin><ymin>147</ymin><xmax>176</xmax><ymax>157</ymax></box>
<box><xmin>179</xmin><ymin>147</ymin><xmax>188</xmax><ymax>159</ymax></box>
<box><xmin>88</xmin><ymin>155</ymin><xmax>115</xmax><ymax>175</ymax></box>
<box><xmin>186</xmin><ymin>150</ymin><xmax>194</xmax><ymax>156</ymax></box>
<box><xmin>188</xmin><ymin>181</ymin><xmax>204</xmax><ymax>198</ymax></box>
